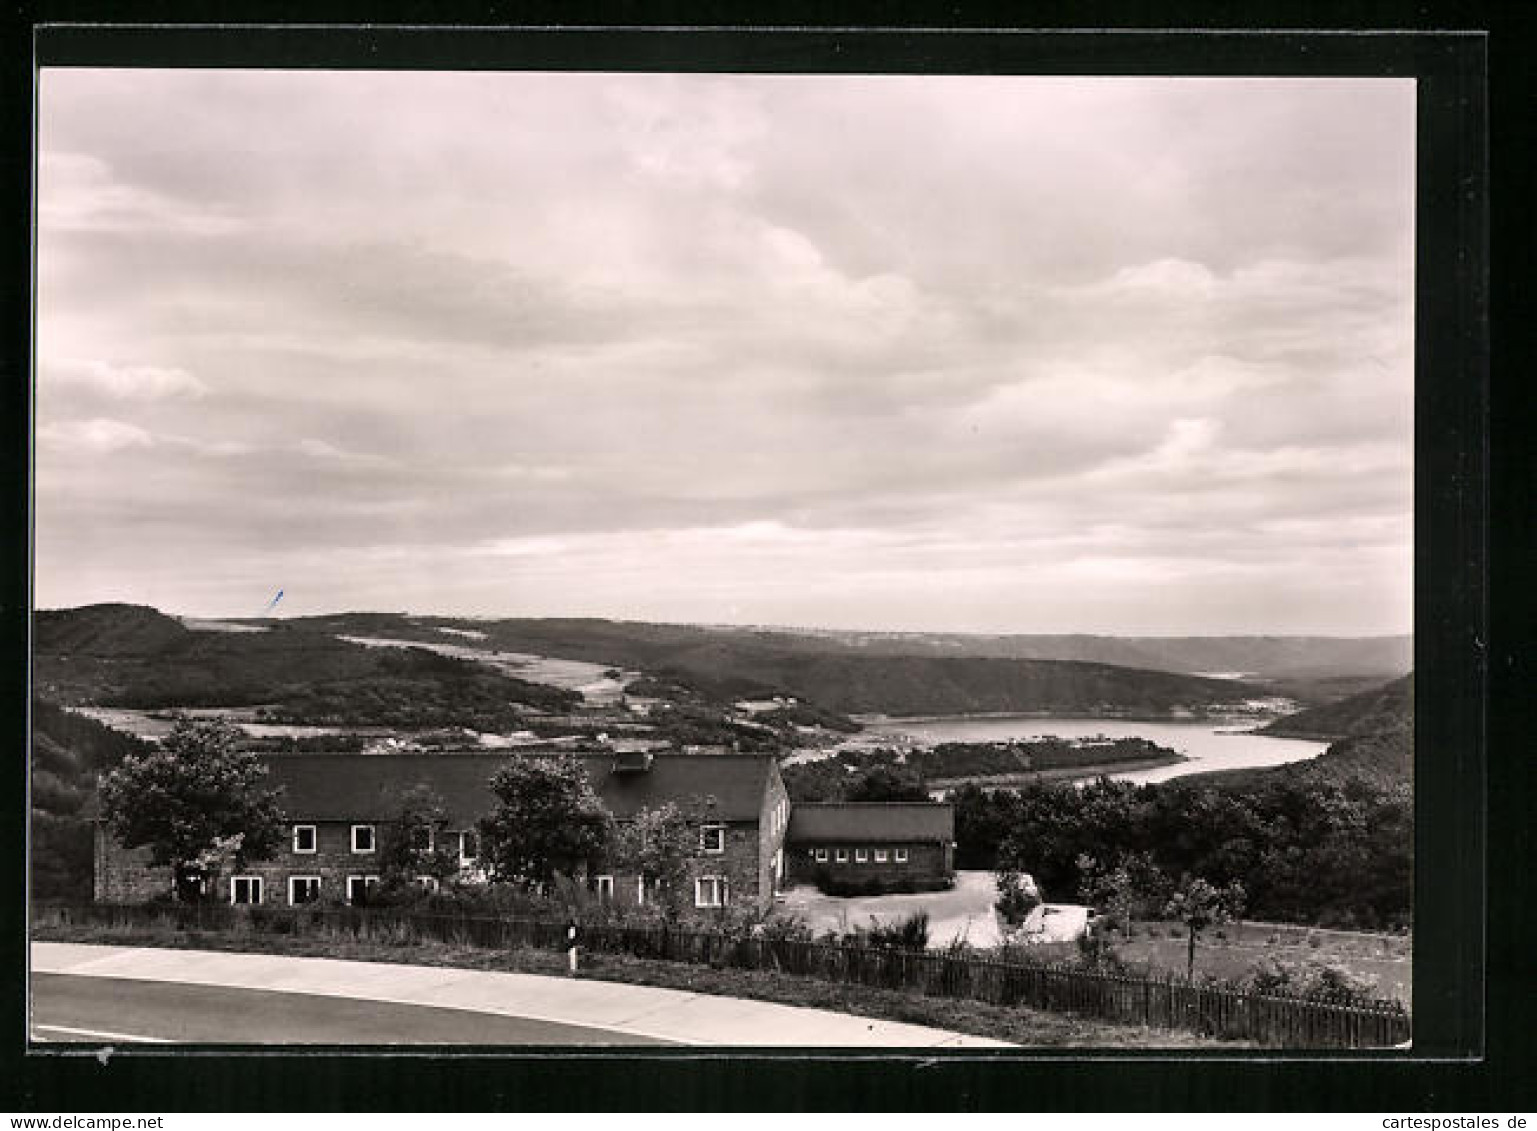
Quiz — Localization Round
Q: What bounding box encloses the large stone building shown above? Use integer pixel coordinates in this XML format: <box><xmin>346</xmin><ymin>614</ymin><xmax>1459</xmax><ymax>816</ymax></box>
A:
<box><xmin>95</xmin><ymin>750</ymin><xmax>792</xmax><ymax>916</ymax></box>
<box><xmin>93</xmin><ymin>750</ymin><xmax>959</xmax><ymax>914</ymax></box>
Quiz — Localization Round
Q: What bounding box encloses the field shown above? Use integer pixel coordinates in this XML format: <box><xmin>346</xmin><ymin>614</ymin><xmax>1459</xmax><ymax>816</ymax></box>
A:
<box><xmin>1028</xmin><ymin>921</ymin><xmax>1411</xmax><ymax>1004</ymax></box>
<box><xmin>776</xmin><ymin>874</ymin><xmax>1410</xmax><ymax>1004</ymax></box>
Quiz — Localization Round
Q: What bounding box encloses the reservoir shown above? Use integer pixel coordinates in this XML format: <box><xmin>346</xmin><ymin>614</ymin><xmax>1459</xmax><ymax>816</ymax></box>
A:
<box><xmin>857</xmin><ymin>716</ymin><xmax>1329</xmax><ymax>785</ymax></box>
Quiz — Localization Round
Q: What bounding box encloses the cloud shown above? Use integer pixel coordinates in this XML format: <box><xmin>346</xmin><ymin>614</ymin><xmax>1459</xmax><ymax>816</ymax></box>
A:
<box><xmin>46</xmin><ymin>357</ymin><xmax>208</xmax><ymax>400</ymax></box>
<box><xmin>37</xmin><ymin>417</ymin><xmax>154</xmax><ymax>454</ymax></box>
<box><xmin>296</xmin><ymin>438</ymin><xmax>392</xmax><ymax>466</ymax></box>
<box><xmin>32</xmin><ymin>71</ymin><xmax>1415</xmax><ymax>633</ymax></box>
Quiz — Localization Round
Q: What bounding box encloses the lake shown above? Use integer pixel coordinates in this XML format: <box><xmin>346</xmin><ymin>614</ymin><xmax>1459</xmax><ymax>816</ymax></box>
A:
<box><xmin>857</xmin><ymin>716</ymin><xmax>1329</xmax><ymax>785</ymax></box>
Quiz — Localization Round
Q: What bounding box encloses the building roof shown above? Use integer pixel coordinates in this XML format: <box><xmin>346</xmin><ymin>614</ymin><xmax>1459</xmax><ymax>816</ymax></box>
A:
<box><xmin>786</xmin><ymin>802</ymin><xmax>954</xmax><ymax>844</ymax></box>
<box><xmin>256</xmin><ymin>751</ymin><xmax>778</xmax><ymax>825</ymax></box>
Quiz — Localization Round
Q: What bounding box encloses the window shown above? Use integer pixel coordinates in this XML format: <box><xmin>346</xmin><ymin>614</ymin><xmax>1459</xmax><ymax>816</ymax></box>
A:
<box><xmin>458</xmin><ymin>830</ymin><xmax>479</xmax><ymax>864</ymax></box>
<box><xmin>835</xmin><ymin>848</ymin><xmax>849</xmax><ymax>863</ymax></box>
<box><xmin>289</xmin><ymin>876</ymin><xmax>321</xmax><ymax>905</ymax></box>
<box><xmin>637</xmin><ymin>875</ymin><xmax>659</xmax><ymax>906</ymax></box>
<box><xmin>351</xmin><ymin>825</ymin><xmax>375</xmax><ymax>854</ymax></box>
<box><xmin>700</xmin><ymin>824</ymin><xmax>726</xmax><ymax>854</ymax></box>
<box><xmin>874</xmin><ymin>848</ymin><xmax>889</xmax><ymax>863</ymax></box>
<box><xmin>410</xmin><ymin>825</ymin><xmax>434</xmax><ymax>852</ymax></box>
<box><xmin>292</xmin><ymin>825</ymin><xmax>316</xmax><ymax>854</ymax></box>
<box><xmin>894</xmin><ymin>848</ymin><xmax>909</xmax><ymax>863</ymax></box>
<box><xmin>230</xmin><ymin>876</ymin><xmax>263</xmax><ymax>905</ymax></box>
<box><xmin>855</xmin><ymin>848</ymin><xmax>869</xmax><ymax>864</ymax></box>
<box><xmin>595</xmin><ymin>875</ymin><xmax>614</xmax><ymax>902</ymax></box>
<box><xmin>694</xmin><ymin>876</ymin><xmax>727</xmax><ymax>908</ymax></box>
<box><xmin>814</xmin><ymin>848</ymin><xmax>829</xmax><ymax>863</ymax></box>
<box><xmin>346</xmin><ymin>875</ymin><xmax>380</xmax><ymax>905</ymax></box>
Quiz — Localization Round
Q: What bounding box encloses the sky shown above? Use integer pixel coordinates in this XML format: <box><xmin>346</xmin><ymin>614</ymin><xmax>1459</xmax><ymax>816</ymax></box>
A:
<box><xmin>34</xmin><ymin>71</ymin><xmax>1415</xmax><ymax>634</ymax></box>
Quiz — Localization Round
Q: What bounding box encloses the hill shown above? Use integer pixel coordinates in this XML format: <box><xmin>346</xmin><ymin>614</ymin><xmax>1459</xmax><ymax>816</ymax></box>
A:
<box><xmin>767</xmin><ymin>629</ymin><xmax>1411</xmax><ymax>680</ymax></box>
<box><xmin>281</xmin><ymin>612</ymin><xmax>1275</xmax><ymax>719</ymax></box>
<box><xmin>31</xmin><ymin>698</ymin><xmax>150</xmax><ymax>901</ymax></box>
<box><xmin>33</xmin><ymin>604</ymin><xmax>579</xmax><ymax>724</ymax></box>
<box><xmin>1177</xmin><ymin>674</ymin><xmax>1412</xmax><ymax>793</ymax></box>
<box><xmin>35</xmin><ymin>603</ymin><xmax>192</xmax><ymax>655</ymax></box>
<box><xmin>1259</xmin><ymin>674</ymin><xmax>1413</xmax><ymax>740</ymax></box>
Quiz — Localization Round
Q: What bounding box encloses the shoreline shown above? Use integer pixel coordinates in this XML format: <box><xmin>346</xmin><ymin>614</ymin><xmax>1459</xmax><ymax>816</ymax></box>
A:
<box><xmin>855</xmin><ymin>710</ymin><xmax>1282</xmax><ymax>727</ymax></box>
<box><xmin>927</xmin><ymin>754</ymin><xmax>1189</xmax><ymax>792</ymax></box>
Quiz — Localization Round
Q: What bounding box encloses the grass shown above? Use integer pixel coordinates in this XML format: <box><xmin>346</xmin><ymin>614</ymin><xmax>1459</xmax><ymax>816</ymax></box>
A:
<box><xmin>1025</xmin><ymin>922</ymin><xmax>1412</xmax><ymax>1005</ymax></box>
<box><xmin>31</xmin><ymin>919</ymin><xmax>1236</xmax><ymax>1048</ymax></box>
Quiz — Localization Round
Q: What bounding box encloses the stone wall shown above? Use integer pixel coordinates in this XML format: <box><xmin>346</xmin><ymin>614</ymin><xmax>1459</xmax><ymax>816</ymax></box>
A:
<box><xmin>95</xmin><ymin>816</ymin><xmax>771</xmax><ymax>919</ymax></box>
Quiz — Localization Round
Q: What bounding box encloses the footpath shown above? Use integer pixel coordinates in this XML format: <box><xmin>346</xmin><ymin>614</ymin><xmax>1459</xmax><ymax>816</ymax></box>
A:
<box><xmin>31</xmin><ymin>942</ymin><xmax>1013</xmax><ymax>1048</ymax></box>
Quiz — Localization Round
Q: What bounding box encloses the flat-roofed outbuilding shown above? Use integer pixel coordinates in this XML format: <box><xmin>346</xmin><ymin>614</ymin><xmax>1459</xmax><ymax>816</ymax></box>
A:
<box><xmin>785</xmin><ymin>801</ymin><xmax>955</xmax><ymax>887</ymax></box>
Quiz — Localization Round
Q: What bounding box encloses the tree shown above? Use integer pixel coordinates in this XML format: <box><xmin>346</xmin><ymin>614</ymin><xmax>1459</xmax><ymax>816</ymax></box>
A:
<box><xmin>845</xmin><ymin>763</ymin><xmax>929</xmax><ymax>802</ymax></box>
<box><xmin>477</xmin><ymin>755</ymin><xmax>613</xmax><ymax>887</ymax></box>
<box><xmin>99</xmin><ymin>717</ymin><xmax>285</xmax><ymax>902</ymax></box>
<box><xmin>1164</xmin><ymin>874</ymin><xmax>1247</xmax><ymax>981</ymax></box>
<box><xmin>376</xmin><ymin>784</ymin><xmax>459</xmax><ymax>895</ymax></box>
<box><xmin>1077</xmin><ymin>850</ymin><xmax>1167</xmax><ymax>939</ymax></box>
<box><xmin>610</xmin><ymin>800</ymin><xmax>708</xmax><ymax>919</ymax></box>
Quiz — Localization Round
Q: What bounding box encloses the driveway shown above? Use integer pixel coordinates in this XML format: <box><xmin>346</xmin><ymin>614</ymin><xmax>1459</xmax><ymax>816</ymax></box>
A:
<box><xmin>777</xmin><ymin>870</ymin><xmax>1003</xmax><ymax>949</ymax></box>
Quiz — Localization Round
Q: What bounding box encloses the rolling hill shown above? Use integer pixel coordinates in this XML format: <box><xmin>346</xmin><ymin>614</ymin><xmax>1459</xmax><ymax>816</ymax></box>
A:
<box><xmin>32</xmin><ymin>604</ymin><xmax>579</xmax><ymax>723</ymax></box>
<box><xmin>280</xmin><ymin>611</ymin><xmax>1275</xmax><ymax>718</ymax></box>
<box><xmin>1259</xmin><ymin>673</ymin><xmax>1414</xmax><ymax>740</ymax></box>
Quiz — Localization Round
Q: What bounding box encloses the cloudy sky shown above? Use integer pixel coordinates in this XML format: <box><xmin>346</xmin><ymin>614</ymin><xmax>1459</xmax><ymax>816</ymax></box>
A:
<box><xmin>35</xmin><ymin>70</ymin><xmax>1414</xmax><ymax>634</ymax></box>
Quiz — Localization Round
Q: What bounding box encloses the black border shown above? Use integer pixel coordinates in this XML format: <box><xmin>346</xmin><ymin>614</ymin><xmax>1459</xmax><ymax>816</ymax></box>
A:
<box><xmin>3</xmin><ymin>9</ymin><xmax>1511</xmax><ymax>1112</ymax></box>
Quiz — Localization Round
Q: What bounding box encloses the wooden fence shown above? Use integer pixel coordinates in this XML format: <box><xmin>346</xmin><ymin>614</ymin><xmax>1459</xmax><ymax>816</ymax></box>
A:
<box><xmin>36</xmin><ymin>903</ymin><xmax>1411</xmax><ymax>1049</ymax></box>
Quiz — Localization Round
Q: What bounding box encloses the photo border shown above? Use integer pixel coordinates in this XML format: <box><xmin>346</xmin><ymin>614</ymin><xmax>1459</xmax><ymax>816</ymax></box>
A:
<box><xmin>2</xmin><ymin>13</ymin><xmax>1500</xmax><ymax>1111</ymax></box>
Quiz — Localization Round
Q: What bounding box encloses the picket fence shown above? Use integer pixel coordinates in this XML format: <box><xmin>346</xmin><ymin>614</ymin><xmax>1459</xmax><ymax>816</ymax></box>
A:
<box><xmin>38</xmin><ymin>902</ymin><xmax>1411</xmax><ymax>1049</ymax></box>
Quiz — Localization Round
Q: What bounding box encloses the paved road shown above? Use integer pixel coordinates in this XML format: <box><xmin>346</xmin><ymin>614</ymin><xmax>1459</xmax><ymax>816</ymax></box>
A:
<box><xmin>32</xmin><ymin>943</ymin><xmax>1014</xmax><ymax>1047</ymax></box>
<box><xmin>32</xmin><ymin>973</ymin><xmax>670</xmax><ymax>1045</ymax></box>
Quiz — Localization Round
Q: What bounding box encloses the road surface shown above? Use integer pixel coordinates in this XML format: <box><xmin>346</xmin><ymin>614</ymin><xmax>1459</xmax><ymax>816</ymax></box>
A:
<box><xmin>32</xmin><ymin>943</ymin><xmax>1014</xmax><ymax>1047</ymax></box>
<box><xmin>31</xmin><ymin>972</ymin><xmax>669</xmax><ymax>1045</ymax></box>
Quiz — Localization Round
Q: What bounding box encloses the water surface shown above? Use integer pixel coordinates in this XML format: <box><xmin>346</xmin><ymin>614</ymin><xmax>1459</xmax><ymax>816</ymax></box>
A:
<box><xmin>859</xmin><ymin>715</ymin><xmax>1328</xmax><ymax>784</ymax></box>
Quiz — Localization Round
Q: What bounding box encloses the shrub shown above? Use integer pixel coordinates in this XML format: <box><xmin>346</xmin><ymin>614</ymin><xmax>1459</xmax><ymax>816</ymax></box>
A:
<box><xmin>994</xmin><ymin>868</ymin><xmax>1041</xmax><ymax>925</ymax></box>
<box><xmin>1242</xmin><ymin>955</ymin><xmax>1381</xmax><ymax>1004</ymax></box>
<box><xmin>835</xmin><ymin>911</ymin><xmax>930</xmax><ymax>951</ymax></box>
<box><xmin>812</xmin><ymin>873</ymin><xmax>951</xmax><ymax>898</ymax></box>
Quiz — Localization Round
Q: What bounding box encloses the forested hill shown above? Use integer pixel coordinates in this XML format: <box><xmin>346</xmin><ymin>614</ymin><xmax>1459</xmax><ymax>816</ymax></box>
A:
<box><xmin>31</xmin><ymin>697</ymin><xmax>149</xmax><ymax>901</ymax></box>
<box><xmin>32</xmin><ymin>603</ymin><xmax>578</xmax><ymax>723</ymax></box>
<box><xmin>286</xmin><ymin>614</ymin><xmax>1408</xmax><ymax>681</ymax></box>
<box><xmin>35</xmin><ymin>602</ymin><xmax>191</xmax><ymax>655</ymax></box>
<box><xmin>284</xmin><ymin>611</ymin><xmax>1270</xmax><ymax>717</ymax></box>
<box><xmin>648</xmin><ymin>650</ymin><xmax>1270</xmax><ymax>717</ymax></box>
<box><xmin>1260</xmin><ymin>673</ymin><xmax>1413</xmax><ymax>740</ymax></box>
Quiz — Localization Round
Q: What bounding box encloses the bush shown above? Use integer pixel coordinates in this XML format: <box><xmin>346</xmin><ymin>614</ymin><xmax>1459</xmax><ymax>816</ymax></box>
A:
<box><xmin>812</xmin><ymin>872</ymin><xmax>951</xmax><ymax>897</ymax></box>
<box><xmin>994</xmin><ymin>868</ymin><xmax>1041</xmax><ymax>925</ymax></box>
<box><xmin>1243</xmin><ymin>955</ymin><xmax>1382</xmax><ymax>1004</ymax></box>
<box><xmin>834</xmin><ymin>911</ymin><xmax>930</xmax><ymax>951</ymax></box>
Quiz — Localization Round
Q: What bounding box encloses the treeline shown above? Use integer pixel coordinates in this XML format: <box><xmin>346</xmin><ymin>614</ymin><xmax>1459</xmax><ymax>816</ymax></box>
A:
<box><xmin>258</xmin><ymin>664</ymin><xmax>574</xmax><ymax>731</ymax></box>
<box><xmin>780</xmin><ymin>738</ymin><xmax>1183</xmax><ymax>802</ymax></box>
<box><xmin>955</xmin><ymin>772</ymin><xmax>1412</xmax><ymax>930</ymax></box>
<box><xmin>920</xmin><ymin>737</ymin><xmax>1180</xmax><ymax>779</ymax></box>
